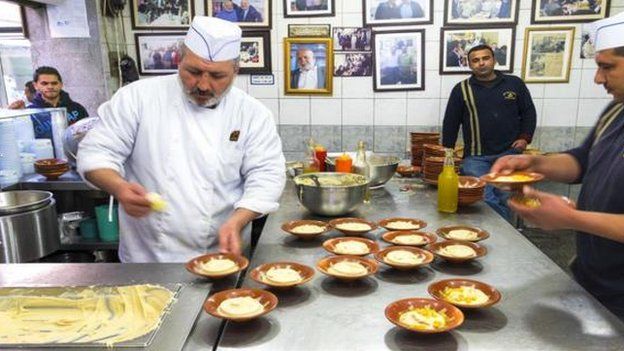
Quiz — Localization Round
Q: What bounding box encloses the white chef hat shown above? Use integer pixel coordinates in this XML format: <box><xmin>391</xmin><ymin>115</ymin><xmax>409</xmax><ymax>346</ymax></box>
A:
<box><xmin>592</xmin><ymin>11</ymin><xmax>624</xmax><ymax>52</ymax></box>
<box><xmin>184</xmin><ymin>16</ymin><xmax>242</xmax><ymax>61</ymax></box>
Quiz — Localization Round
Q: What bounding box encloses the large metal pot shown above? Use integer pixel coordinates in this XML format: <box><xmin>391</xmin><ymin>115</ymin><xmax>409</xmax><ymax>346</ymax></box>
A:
<box><xmin>293</xmin><ymin>173</ymin><xmax>368</xmax><ymax>217</ymax></box>
<box><xmin>325</xmin><ymin>155</ymin><xmax>400</xmax><ymax>188</ymax></box>
<box><xmin>0</xmin><ymin>191</ymin><xmax>60</xmax><ymax>263</ymax></box>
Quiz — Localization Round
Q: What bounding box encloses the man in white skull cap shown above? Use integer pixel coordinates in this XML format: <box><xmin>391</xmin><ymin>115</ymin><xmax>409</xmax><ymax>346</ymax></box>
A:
<box><xmin>491</xmin><ymin>11</ymin><xmax>624</xmax><ymax>320</ymax></box>
<box><xmin>78</xmin><ymin>17</ymin><xmax>286</xmax><ymax>263</ymax></box>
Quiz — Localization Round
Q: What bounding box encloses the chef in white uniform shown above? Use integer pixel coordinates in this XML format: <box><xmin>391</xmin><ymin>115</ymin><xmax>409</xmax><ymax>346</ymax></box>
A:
<box><xmin>77</xmin><ymin>17</ymin><xmax>286</xmax><ymax>263</ymax></box>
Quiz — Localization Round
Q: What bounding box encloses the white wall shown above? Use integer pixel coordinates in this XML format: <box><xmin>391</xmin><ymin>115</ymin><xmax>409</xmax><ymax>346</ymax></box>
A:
<box><xmin>99</xmin><ymin>0</ymin><xmax>624</xmax><ymax>132</ymax></box>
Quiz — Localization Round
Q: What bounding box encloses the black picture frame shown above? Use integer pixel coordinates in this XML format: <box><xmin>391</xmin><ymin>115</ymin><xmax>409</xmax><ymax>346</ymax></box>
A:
<box><xmin>283</xmin><ymin>0</ymin><xmax>336</xmax><ymax>17</ymax></box>
<box><xmin>363</xmin><ymin>0</ymin><xmax>433</xmax><ymax>27</ymax></box>
<box><xmin>372</xmin><ymin>29</ymin><xmax>425</xmax><ymax>92</ymax></box>
<box><xmin>531</xmin><ymin>0</ymin><xmax>610</xmax><ymax>24</ymax></box>
<box><xmin>134</xmin><ymin>32</ymin><xmax>185</xmax><ymax>75</ymax></box>
<box><xmin>443</xmin><ymin>0</ymin><xmax>520</xmax><ymax>26</ymax></box>
<box><xmin>206</xmin><ymin>0</ymin><xmax>272</xmax><ymax>29</ymax></box>
<box><xmin>239</xmin><ymin>31</ymin><xmax>272</xmax><ymax>74</ymax></box>
<box><xmin>439</xmin><ymin>26</ymin><xmax>515</xmax><ymax>75</ymax></box>
<box><xmin>131</xmin><ymin>0</ymin><xmax>194</xmax><ymax>30</ymax></box>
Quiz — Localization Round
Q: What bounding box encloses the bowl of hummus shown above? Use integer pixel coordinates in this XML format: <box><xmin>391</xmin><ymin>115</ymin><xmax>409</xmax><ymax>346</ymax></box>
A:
<box><xmin>328</xmin><ymin>217</ymin><xmax>378</xmax><ymax>236</ymax></box>
<box><xmin>375</xmin><ymin>246</ymin><xmax>434</xmax><ymax>270</ymax></box>
<box><xmin>385</xmin><ymin>298</ymin><xmax>464</xmax><ymax>334</ymax></box>
<box><xmin>316</xmin><ymin>255</ymin><xmax>378</xmax><ymax>281</ymax></box>
<box><xmin>281</xmin><ymin>219</ymin><xmax>331</xmax><ymax>240</ymax></box>
<box><xmin>435</xmin><ymin>225</ymin><xmax>489</xmax><ymax>242</ymax></box>
<box><xmin>204</xmin><ymin>288</ymin><xmax>277</xmax><ymax>321</ymax></box>
<box><xmin>186</xmin><ymin>252</ymin><xmax>249</xmax><ymax>279</ymax></box>
<box><xmin>250</xmin><ymin>262</ymin><xmax>315</xmax><ymax>288</ymax></box>
<box><xmin>427</xmin><ymin>240</ymin><xmax>487</xmax><ymax>263</ymax></box>
<box><xmin>322</xmin><ymin>237</ymin><xmax>379</xmax><ymax>256</ymax></box>
<box><xmin>428</xmin><ymin>278</ymin><xmax>501</xmax><ymax>309</ymax></box>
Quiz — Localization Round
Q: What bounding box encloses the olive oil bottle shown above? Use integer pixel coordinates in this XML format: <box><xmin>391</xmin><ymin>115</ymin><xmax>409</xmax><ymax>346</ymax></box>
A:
<box><xmin>437</xmin><ymin>148</ymin><xmax>458</xmax><ymax>213</ymax></box>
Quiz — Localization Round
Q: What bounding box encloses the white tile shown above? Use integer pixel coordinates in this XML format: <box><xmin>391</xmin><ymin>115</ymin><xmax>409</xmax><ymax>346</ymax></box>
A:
<box><xmin>518</xmin><ymin>8</ymin><xmax>531</xmax><ymax>31</ymax></box>
<box><xmin>576</xmin><ymin>99</ymin><xmax>613</xmax><ymax>127</ymax></box>
<box><xmin>342</xmin><ymin>13</ymin><xmax>363</xmax><ymax>27</ymax></box>
<box><xmin>440</xmin><ymin>75</ymin><xmax>464</xmax><ymax>98</ymax></box>
<box><xmin>343</xmin><ymin>98</ymin><xmax>374</xmax><ymax>125</ymax></box>
<box><xmin>579</xmin><ymin>69</ymin><xmax>610</xmax><ymax>98</ymax></box>
<box><xmin>541</xmin><ymin>99</ymin><xmax>578</xmax><ymax>127</ymax></box>
<box><xmin>571</xmin><ymin>38</ymin><xmax>583</xmax><ymax>70</ymax></box>
<box><xmin>374</xmin><ymin>99</ymin><xmax>406</xmax><ymax>125</ymax></box>
<box><xmin>279</xmin><ymin>99</ymin><xmax>310</xmax><ymax>124</ymax></box>
<box><xmin>407</xmin><ymin>98</ymin><xmax>439</xmax><ymax>126</ymax></box>
<box><xmin>373</xmin><ymin>90</ymin><xmax>407</xmax><ymax>99</ymax></box>
<box><xmin>248</xmin><ymin>78</ymin><xmax>279</xmax><ymax>98</ymax></box>
<box><xmin>424</xmin><ymin>41</ymin><xmax>440</xmax><ymax>71</ymax></box>
<box><xmin>258</xmin><ymin>98</ymin><xmax>279</xmax><ymax>124</ymax></box>
<box><xmin>311</xmin><ymin>98</ymin><xmax>342</xmax><ymax>125</ymax></box>
<box><xmin>276</xmin><ymin>43</ymin><xmax>284</xmax><ymax>73</ymax></box>
<box><xmin>342</xmin><ymin>76</ymin><xmax>375</xmax><ymax>98</ymax></box>
<box><xmin>525</xmin><ymin>81</ymin><xmax>545</xmax><ymax>99</ymax></box>
<box><xmin>233</xmin><ymin>75</ymin><xmax>248</xmax><ymax>92</ymax></box>
<box><xmin>408</xmin><ymin>70</ymin><xmax>441</xmax><ymax>98</ymax></box>
<box><xmin>543</xmin><ymin>69</ymin><xmax>582</xmax><ymax>98</ymax></box>
<box><xmin>343</xmin><ymin>0</ymin><xmax>362</xmax><ymax>13</ymax></box>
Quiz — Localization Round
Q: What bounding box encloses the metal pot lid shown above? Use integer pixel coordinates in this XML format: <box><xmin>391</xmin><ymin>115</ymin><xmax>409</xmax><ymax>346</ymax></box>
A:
<box><xmin>0</xmin><ymin>190</ymin><xmax>54</xmax><ymax>215</ymax></box>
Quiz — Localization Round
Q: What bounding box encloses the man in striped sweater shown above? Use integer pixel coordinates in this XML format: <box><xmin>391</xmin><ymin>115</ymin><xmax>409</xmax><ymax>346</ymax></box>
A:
<box><xmin>491</xmin><ymin>11</ymin><xmax>624</xmax><ymax>321</ymax></box>
<box><xmin>442</xmin><ymin>44</ymin><xmax>537</xmax><ymax>219</ymax></box>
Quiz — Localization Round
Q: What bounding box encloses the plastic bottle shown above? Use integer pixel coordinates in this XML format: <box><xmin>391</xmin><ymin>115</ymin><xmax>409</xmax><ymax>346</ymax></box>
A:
<box><xmin>437</xmin><ymin>148</ymin><xmax>458</xmax><ymax>213</ymax></box>
<box><xmin>353</xmin><ymin>141</ymin><xmax>371</xmax><ymax>203</ymax></box>
<box><xmin>303</xmin><ymin>140</ymin><xmax>320</xmax><ymax>173</ymax></box>
<box><xmin>335</xmin><ymin>153</ymin><xmax>352</xmax><ymax>173</ymax></box>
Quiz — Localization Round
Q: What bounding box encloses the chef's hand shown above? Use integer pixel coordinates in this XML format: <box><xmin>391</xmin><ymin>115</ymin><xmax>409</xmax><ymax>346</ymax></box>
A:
<box><xmin>491</xmin><ymin>154</ymin><xmax>536</xmax><ymax>175</ymax></box>
<box><xmin>115</xmin><ymin>182</ymin><xmax>151</xmax><ymax>217</ymax></box>
<box><xmin>218</xmin><ymin>221</ymin><xmax>242</xmax><ymax>256</ymax></box>
<box><xmin>511</xmin><ymin>138</ymin><xmax>528</xmax><ymax>151</ymax></box>
<box><xmin>508</xmin><ymin>186</ymin><xmax>576</xmax><ymax>231</ymax></box>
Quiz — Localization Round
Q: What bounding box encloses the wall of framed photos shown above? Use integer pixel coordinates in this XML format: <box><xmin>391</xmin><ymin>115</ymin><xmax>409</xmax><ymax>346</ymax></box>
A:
<box><xmin>98</xmin><ymin>0</ymin><xmax>624</xmax><ymax>159</ymax></box>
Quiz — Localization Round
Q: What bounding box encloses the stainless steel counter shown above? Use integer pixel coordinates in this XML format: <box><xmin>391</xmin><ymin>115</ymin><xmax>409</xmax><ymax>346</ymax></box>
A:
<box><xmin>0</xmin><ymin>263</ymin><xmax>231</xmax><ymax>351</ymax></box>
<box><xmin>217</xmin><ymin>179</ymin><xmax>624</xmax><ymax>350</ymax></box>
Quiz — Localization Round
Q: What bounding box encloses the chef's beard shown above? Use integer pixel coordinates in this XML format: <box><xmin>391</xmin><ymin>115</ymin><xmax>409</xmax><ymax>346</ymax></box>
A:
<box><xmin>184</xmin><ymin>83</ymin><xmax>233</xmax><ymax>108</ymax></box>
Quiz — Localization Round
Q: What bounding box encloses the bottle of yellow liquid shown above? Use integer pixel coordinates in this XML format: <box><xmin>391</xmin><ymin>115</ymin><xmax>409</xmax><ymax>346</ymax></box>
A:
<box><xmin>437</xmin><ymin>148</ymin><xmax>458</xmax><ymax>213</ymax></box>
<box><xmin>303</xmin><ymin>140</ymin><xmax>320</xmax><ymax>173</ymax></box>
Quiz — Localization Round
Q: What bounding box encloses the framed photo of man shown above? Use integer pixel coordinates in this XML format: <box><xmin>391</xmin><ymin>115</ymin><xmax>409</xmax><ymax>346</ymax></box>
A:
<box><xmin>522</xmin><ymin>27</ymin><xmax>575</xmax><ymax>83</ymax></box>
<box><xmin>333</xmin><ymin>27</ymin><xmax>372</xmax><ymax>52</ymax></box>
<box><xmin>531</xmin><ymin>0</ymin><xmax>610</xmax><ymax>24</ymax></box>
<box><xmin>239</xmin><ymin>31</ymin><xmax>271</xmax><ymax>74</ymax></box>
<box><xmin>131</xmin><ymin>0</ymin><xmax>194</xmax><ymax>30</ymax></box>
<box><xmin>284</xmin><ymin>37</ymin><xmax>333</xmax><ymax>95</ymax></box>
<box><xmin>363</xmin><ymin>0</ymin><xmax>433</xmax><ymax>27</ymax></box>
<box><xmin>372</xmin><ymin>29</ymin><xmax>425</xmax><ymax>92</ymax></box>
<box><xmin>334</xmin><ymin>53</ymin><xmax>373</xmax><ymax>77</ymax></box>
<box><xmin>444</xmin><ymin>0</ymin><xmax>519</xmax><ymax>26</ymax></box>
<box><xmin>206</xmin><ymin>0</ymin><xmax>272</xmax><ymax>29</ymax></box>
<box><xmin>284</xmin><ymin>0</ymin><xmax>335</xmax><ymax>17</ymax></box>
<box><xmin>134</xmin><ymin>33</ymin><xmax>185</xmax><ymax>75</ymax></box>
<box><xmin>440</xmin><ymin>27</ymin><xmax>515</xmax><ymax>74</ymax></box>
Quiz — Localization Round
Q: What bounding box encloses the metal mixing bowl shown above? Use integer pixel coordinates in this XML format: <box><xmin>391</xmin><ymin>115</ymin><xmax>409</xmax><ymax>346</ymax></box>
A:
<box><xmin>368</xmin><ymin>155</ymin><xmax>400</xmax><ymax>188</ymax></box>
<box><xmin>293</xmin><ymin>173</ymin><xmax>368</xmax><ymax>217</ymax></box>
<box><xmin>0</xmin><ymin>191</ymin><xmax>53</xmax><ymax>215</ymax></box>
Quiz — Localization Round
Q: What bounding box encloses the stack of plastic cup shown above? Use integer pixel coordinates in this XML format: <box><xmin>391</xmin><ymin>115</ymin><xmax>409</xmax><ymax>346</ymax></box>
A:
<box><xmin>29</xmin><ymin>139</ymin><xmax>54</xmax><ymax>161</ymax></box>
<box><xmin>0</xmin><ymin>119</ymin><xmax>23</xmax><ymax>183</ymax></box>
<box><xmin>20</xmin><ymin>152</ymin><xmax>36</xmax><ymax>175</ymax></box>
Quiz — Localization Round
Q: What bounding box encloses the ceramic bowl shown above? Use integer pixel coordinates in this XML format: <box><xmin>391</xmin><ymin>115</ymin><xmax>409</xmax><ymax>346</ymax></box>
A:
<box><xmin>427</xmin><ymin>240</ymin><xmax>487</xmax><ymax>263</ymax></box>
<box><xmin>378</xmin><ymin>217</ymin><xmax>427</xmax><ymax>231</ymax></box>
<box><xmin>328</xmin><ymin>217</ymin><xmax>378</xmax><ymax>236</ymax></box>
<box><xmin>185</xmin><ymin>252</ymin><xmax>249</xmax><ymax>279</ymax></box>
<box><xmin>281</xmin><ymin>219</ymin><xmax>331</xmax><ymax>240</ymax></box>
<box><xmin>385</xmin><ymin>297</ymin><xmax>464</xmax><ymax>334</ymax></box>
<box><xmin>381</xmin><ymin>231</ymin><xmax>437</xmax><ymax>247</ymax></box>
<box><xmin>322</xmin><ymin>237</ymin><xmax>379</xmax><ymax>256</ymax></box>
<box><xmin>428</xmin><ymin>278</ymin><xmax>501</xmax><ymax>309</ymax></box>
<box><xmin>316</xmin><ymin>255</ymin><xmax>378</xmax><ymax>281</ymax></box>
<box><xmin>204</xmin><ymin>288</ymin><xmax>277</xmax><ymax>322</ymax></box>
<box><xmin>435</xmin><ymin>225</ymin><xmax>490</xmax><ymax>242</ymax></box>
<box><xmin>374</xmin><ymin>246</ymin><xmax>434</xmax><ymax>270</ymax></box>
<box><xmin>250</xmin><ymin>261</ymin><xmax>315</xmax><ymax>288</ymax></box>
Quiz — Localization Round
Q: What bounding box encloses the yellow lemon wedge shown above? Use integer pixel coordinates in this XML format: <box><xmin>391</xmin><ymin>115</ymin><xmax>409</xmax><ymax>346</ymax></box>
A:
<box><xmin>146</xmin><ymin>192</ymin><xmax>167</xmax><ymax>212</ymax></box>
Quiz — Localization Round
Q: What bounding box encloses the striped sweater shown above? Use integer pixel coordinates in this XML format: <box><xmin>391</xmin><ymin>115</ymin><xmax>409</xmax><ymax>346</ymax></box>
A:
<box><xmin>442</xmin><ymin>71</ymin><xmax>536</xmax><ymax>157</ymax></box>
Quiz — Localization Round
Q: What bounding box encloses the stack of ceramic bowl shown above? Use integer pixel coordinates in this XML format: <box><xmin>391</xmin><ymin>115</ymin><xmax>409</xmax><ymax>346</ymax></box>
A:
<box><xmin>409</xmin><ymin>132</ymin><xmax>439</xmax><ymax>167</ymax></box>
<box><xmin>423</xmin><ymin>144</ymin><xmax>446</xmax><ymax>159</ymax></box>
<box><xmin>0</xmin><ymin>119</ymin><xmax>22</xmax><ymax>186</ymax></box>
<box><xmin>422</xmin><ymin>156</ymin><xmax>461</xmax><ymax>185</ymax></box>
<box><xmin>458</xmin><ymin>176</ymin><xmax>485</xmax><ymax>206</ymax></box>
<box><xmin>34</xmin><ymin>158</ymin><xmax>69</xmax><ymax>180</ymax></box>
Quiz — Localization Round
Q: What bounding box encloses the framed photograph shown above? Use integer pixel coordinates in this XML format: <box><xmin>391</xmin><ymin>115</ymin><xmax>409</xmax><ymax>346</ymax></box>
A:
<box><xmin>444</xmin><ymin>0</ymin><xmax>519</xmax><ymax>26</ymax></box>
<box><xmin>363</xmin><ymin>0</ymin><xmax>433</xmax><ymax>27</ymax></box>
<box><xmin>334</xmin><ymin>53</ymin><xmax>373</xmax><ymax>77</ymax></box>
<box><xmin>522</xmin><ymin>27</ymin><xmax>575</xmax><ymax>83</ymax></box>
<box><xmin>284</xmin><ymin>37</ymin><xmax>333</xmax><ymax>95</ymax></box>
<box><xmin>135</xmin><ymin>33</ymin><xmax>185</xmax><ymax>75</ymax></box>
<box><xmin>284</xmin><ymin>0</ymin><xmax>335</xmax><ymax>17</ymax></box>
<box><xmin>372</xmin><ymin>30</ymin><xmax>425</xmax><ymax>92</ymax></box>
<box><xmin>531</xmin><ymin>0</ymin><xmax>610</xmax><ymax>24</ymax></box>
<box><xmin>239</xmin><ymin>31</ymin><xmax>271</xmax><ymax>74</ymax></box>
<box><xmin>580</xmin><ymin>24</ymin><xmax>595</xmax><ymax>59</ymax></box>
<box><xmin>333</xmin><ymin>27</ymin><xmax>372</xmax><ymax>52</ymax></box>
<box><xmin>131</xmin><ymin>0</ymin><xmax>193</xmax><ymax>30</ymax></box>
<box><xmin>206</xmin><ymin>0</ymin><xmax>272</xmax><ymax>29</ymax></box>
<box><xmin>440</xmin><ymin>27</ymin><xmax>515</xmax><ymax>74</ymax></box>
<box><xmin>288</xmin><ymin>24</ymin><xmax>331</xmax><ymax>37</ymax></box>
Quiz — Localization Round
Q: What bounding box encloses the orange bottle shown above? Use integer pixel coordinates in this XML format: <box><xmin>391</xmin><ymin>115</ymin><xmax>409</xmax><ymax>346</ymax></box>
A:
<box><xmin>335</xmin><ymin>153</ymin><xmax>352</xmax><ymax>173</ymax></box>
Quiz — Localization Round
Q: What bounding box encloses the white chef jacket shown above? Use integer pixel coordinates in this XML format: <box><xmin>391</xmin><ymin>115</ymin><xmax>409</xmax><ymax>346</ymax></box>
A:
<box><xmin>77</xmin><ymin>74</ymin><xmax>286</xmax><ymax>263</ymax></box>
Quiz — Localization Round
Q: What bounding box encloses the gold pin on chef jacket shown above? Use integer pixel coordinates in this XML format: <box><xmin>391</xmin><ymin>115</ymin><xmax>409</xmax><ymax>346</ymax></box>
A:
<box><xmin>229</xmin><ymin>130</ymin><xmax>240</xmax><ymax>141</ymax></box>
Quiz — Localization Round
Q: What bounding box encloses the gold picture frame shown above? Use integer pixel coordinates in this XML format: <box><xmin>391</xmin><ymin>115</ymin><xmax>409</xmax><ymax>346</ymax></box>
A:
<box><xmin>521</xmin><ymin>26</ymin><xmax>575</xmax><ymax>83</ymax></box>
<box><xmin>284</xmin><ymin>37</ymin><xmax>333</xmax><ymax>95</ymax></box>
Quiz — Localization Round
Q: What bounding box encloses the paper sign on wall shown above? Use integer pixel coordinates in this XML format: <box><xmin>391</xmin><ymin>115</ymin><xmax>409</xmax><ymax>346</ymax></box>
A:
<box><xmin>46</xmin><ymin>0</ymin><xmax>90</xmax><ymax>38</ymax></box>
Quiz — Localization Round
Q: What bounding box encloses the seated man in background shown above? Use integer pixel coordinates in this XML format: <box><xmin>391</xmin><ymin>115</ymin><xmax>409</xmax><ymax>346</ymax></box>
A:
<box><xmin>7</xmin><ymin>81</ymin><xmax>36</xmax><ymax>109</ymax></box>
<box><xmin>28</xmin><ymin>66</ymin><xmax>89</xmax><ymax>139</ymax></box>
<box><xmin>442</xmin><ymin>44</ymin><xmax>536</xmax><ymax>220</ymax></box>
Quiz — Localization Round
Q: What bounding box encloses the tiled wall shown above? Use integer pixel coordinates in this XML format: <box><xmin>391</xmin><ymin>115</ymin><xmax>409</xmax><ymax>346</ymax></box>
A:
<box><xmin>96</xmin><ymin>0</ymin><xmax>624</xmax><ymax>162</ymax></box>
